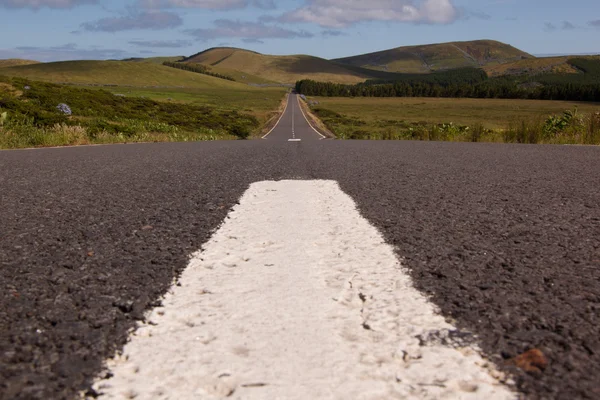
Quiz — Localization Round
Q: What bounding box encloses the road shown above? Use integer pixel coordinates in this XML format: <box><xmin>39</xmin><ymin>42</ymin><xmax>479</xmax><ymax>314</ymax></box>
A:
<box><xmin>1</xmin><ymin>100</ymin><xmax>599</xmax><ymax>399</ymax></box>
<box><xmin>262</xmin><ymin>93</ymin><xmax>326</xmax><ymax>141</ymax></box>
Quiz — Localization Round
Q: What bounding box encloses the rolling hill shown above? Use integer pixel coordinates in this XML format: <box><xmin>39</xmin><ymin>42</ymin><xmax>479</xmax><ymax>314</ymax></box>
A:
<box><xmin>0</xmin><ymin>60</ymin><xmax>253</xmax><ymax>89</ymax></box>
<box><xmin>483</xmin><ymin>55</ymin><xmax>600</xmax><ymax>77</ymax></box>
<box><xmin>181</xmin><ymin>41</ymin><xmax>537</xmax><ymax>84</ymax></box>
<box><xmin>183</xmin><ymin>47</ymin><xmax>371</xmax><ymax>84</ymax></box>
<box><xmin>122</xmin><ymin>56</ymin><xmax>185</xmax><ymax>64</ymax></box>
<box><xmin>0</xmin><ymin>59</ymin><xmax>40</xmax><ymax>68</ymax></box>
<box><xmin>333</xmin><ymin>40</ymin><xmax>533</xmax><ymax>73</ymax></box>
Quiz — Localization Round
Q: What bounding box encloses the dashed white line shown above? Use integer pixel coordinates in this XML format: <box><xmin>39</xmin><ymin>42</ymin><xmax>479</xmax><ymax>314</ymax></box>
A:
<box><xmin>291</xmin><ymin>94</ymin><xmax>295</xmax><ymax>140</ymax></box>
<box><xmin>92</xmin><ymin>180</ymin><xmax>515</xmax><ymax>400</ymax></box>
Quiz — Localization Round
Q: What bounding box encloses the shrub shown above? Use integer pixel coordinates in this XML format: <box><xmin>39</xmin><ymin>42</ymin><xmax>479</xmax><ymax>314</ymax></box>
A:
<box><xmin>471</xmin><ymin>123</ymin><xmax>484</xmax><ymax>142</ymax></box>
<box><xmin>230</xmin><ymin>123</ymin><xmax>251</xmax><ymax>139</ymax></box>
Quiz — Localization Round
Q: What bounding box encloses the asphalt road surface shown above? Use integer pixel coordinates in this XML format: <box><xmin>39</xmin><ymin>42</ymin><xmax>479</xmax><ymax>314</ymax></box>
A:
<box><xmin>262</xmin><ymin>93</ymin><xmax>325</xmax><ymax>142</ymax></box>
<box><xmin>1</xmin><ymin>98</ymin><xmax>599</xmax><ymax>399</ymax></box>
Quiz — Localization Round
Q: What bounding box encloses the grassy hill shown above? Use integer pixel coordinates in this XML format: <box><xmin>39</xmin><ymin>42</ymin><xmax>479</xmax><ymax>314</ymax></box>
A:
<box><xmin>183</xmin><ymin>47</ymin><xmax>370</xmax><ymax>84</ymax></box>
<box><xmin>0</xmin><ymin>60</ymin><xmax>252</xmax><ymax>89</ymax></box>
<box><xmin>333</xmin><ymin>40</ymin><xmax>533</xmax><ymax>73</ymax></box>
<box><xmin>122</xmin><ymin>56</ymin><xmax>185</xmax><ymax>64</ymax></box>
<box><xmin>0</xmin><ymin>59</ymin><xmax>40</xmax><ymax>68</ymax></box>
<box><xmin>0</xmin><ymin>60</ymin><xmax>288</xmax><ymax>127</ymax></box>
<box><xmin>484</xmin><ymin>55</ymin><xmax>600</xmax><ymax>77</ymax></box>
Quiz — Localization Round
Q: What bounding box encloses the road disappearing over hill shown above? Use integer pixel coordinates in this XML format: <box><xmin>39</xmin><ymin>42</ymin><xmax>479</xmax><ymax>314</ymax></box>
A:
<box><xmin>262</xmin><ymin>93</ymin><xmax>326</xmax><ymax>142</ymax></box>
<box><xmin>1</xmin><ymin>136</ymin><xmax>599</xmax><ymax>399</ymax></box>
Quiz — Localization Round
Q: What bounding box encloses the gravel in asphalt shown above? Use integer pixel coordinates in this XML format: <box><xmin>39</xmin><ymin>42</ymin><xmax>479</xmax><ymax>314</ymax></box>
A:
<box><xmin>1</xmin><ymin>107</ymin><xmax>599</xmax><ymax>399</ymax></box>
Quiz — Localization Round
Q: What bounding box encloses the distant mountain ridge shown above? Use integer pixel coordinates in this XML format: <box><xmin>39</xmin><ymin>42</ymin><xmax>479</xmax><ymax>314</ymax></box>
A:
<box><xmin>183</xmin><ymin>47</ymin><xmax>371</xmax><ymax>84</ymax></box>
<box><xmin>333</xmin><ymin>40</ymin><xmax>533</xmax><ymax>73</ymax></box>
<box><xmin>179</xmin><ymin>40</ymin><xmax>534</xmax><ymax>84</ymax></box>
<box><xmin>4</xmin><ymin>40</ymin><xmax>595</xmax><ymax>86</ymax></box>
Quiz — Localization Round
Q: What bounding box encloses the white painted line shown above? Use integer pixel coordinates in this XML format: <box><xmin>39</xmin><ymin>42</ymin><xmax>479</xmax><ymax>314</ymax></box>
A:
<box><xmin>261</xmin><ymin>93</ymin><xmax>290</xmax><ymax>139</ymax></box>
<box><xmin>288</xmin><ymin>139</ymin><xmax>302</xmax><ymax>142</ymax></box>
<box><xmin>92</xmin><ymin>180</ymin><xmax>515</xmax><ymax>400</ymax></box>
<box><xmin>292</xmin><ymin>94</ymin><xmax>295</xmax><ymax>139</ymax></box>
<box><xmin>296</xmin><ymin>95</ymin><xmax>327</xmax><ymax>139</ymax></box>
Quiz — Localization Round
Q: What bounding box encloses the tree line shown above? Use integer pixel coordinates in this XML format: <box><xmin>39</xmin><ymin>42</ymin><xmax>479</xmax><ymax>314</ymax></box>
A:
<box><xmin>163</xmin><ymin>61</ymin><xmax>236</xmax><ymax>82</ymax></box>
<box><xmin>296</xmin><ymin>79</ymin><xmax>600</xmax><ymax>102</ymax></box>
<box><xmin>296</xmin><ymin>59</ymin><xmax>600</xmax><ymax>102</ymax></box>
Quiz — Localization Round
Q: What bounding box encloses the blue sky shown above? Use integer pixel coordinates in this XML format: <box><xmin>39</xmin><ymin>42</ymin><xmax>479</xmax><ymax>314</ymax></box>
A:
<box><xmin>0</xmin><ymin>0</ymin><xmax>599</xmax><ymax>62</ymax></box>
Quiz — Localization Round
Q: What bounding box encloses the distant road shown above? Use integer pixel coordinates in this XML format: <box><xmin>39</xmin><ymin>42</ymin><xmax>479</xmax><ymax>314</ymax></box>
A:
<box><xmin>262</xmin><ymin>93</ymin><xmax>325</xmax><ymax>141</ymax></box>
<box><xmin>1</xmin><ymin>137</ymin><xmax>599</xmax><ymax>399</ymax></box>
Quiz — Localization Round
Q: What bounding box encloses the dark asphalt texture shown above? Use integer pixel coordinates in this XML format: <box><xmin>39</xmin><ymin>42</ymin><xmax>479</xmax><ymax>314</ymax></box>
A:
<box><xmin>1</xmin><ymin>102</ymin><xmax>600</xmax><ymax>400</ymax></box>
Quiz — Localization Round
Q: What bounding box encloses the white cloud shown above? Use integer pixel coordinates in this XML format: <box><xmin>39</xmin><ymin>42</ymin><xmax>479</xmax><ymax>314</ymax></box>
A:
<box><xmin>81</xmin><ymin>11</ymin><xmax>182</xmax><ymax>32</ymax></box>
<box><xmin>186</xmin><ymin>19</ymin><xmax>314</xmax><ymax>41</ymax></box>
<box><xmin>279</xmin><ymin>0</ymin><xmax>458</xmax><ymax>28</ymax></box>
<box><xmin>0</xmin><ymin>0</ymin><xmax>96</xmax><ymax>8</ymax></box>
<box><xmin>129</xmin><ymin>39</ymin><xmax>192</xmax><ymax>48</ymax></box>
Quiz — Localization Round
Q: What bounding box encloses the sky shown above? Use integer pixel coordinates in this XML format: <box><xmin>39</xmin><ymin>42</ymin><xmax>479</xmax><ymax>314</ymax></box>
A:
<box><xmin>0</xmin><ymin>0</ymin><xmax>599</xmax><ymax>62</ymax></box>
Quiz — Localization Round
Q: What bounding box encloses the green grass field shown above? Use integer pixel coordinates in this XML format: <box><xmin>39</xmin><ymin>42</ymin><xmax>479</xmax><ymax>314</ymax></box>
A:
<box><xmin>0</xmin><ymin>59</ymin><xmax>40</xmax><ymax>68</ymax></box>
<box><xmin>1</xmin><ymin>60</ymin><xmax>288</xmax><ymax>126</ymax></box>
<box><xmin>307</xmin><ymin>96</ymin><xmax>600</xmax><ymax>143</ymax></box>
<box><xmin>309</xmin><ymin>97</ymin><xmax>600</xmax><ymax>129</ymax></box>
<box><xmin>103</xmin><ymin>86</ymin><xmax>287</xmax><ymax>126</ymax></box>
<box><xmin>0</xmin><ymin>76</ymin><xmax>269</xmax><ymax>148</ymax></box>
<box><xmin>1</xmin><ymin>60</ymin><xmax>249</xmax><ymax>87</ymax></box>
<box><xmin>0</xmin><ymin>59</ymin><xmax>289</xmax><ymax>148</ymax></box>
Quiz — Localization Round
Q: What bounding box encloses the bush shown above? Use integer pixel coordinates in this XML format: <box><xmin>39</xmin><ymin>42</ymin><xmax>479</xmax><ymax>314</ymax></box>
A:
<box><xmin>0</xmin><ymin>76</ymin><xmax>260</xmax><ymax>148</ymax></box>
<box><xmin>230</xmin><ymin>123</ymin><xmax>251</xmax><ymax>139</ymax></box>
<box><xmin>471</xmin><ymin>123</ymin><xmax>484</xmax><ymax>142</ymax></box>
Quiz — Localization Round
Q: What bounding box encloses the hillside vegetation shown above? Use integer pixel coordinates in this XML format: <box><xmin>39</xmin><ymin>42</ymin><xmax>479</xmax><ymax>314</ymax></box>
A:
<box><xmin>297</xmin><ymin>58</ymin><xmax>600</xmax><ymax>102</ymax></box>
<box><xmin>0</xmin><ymin>59</ymin><xmax>288</xmax><ymax>127</ymax></box>
<box><xmin>484</xmin><ymin>55</ymin><xmax>600</xmax><ymax>77</ymax></box>
<box><xmin>122</xmin><ymin>56</ymin><xmax>185</xmax><ymax>64</ymax></box>
<box><xmin>184</xmin><ymin>47</ymin><xmax>370</xmax><ymax>84</ymax></box>
<box><xmin>180</xmin><ymin>41</ymin><xmax>539</xmax><ymax>84</ymax></box>
<box><xmin>333</xmin><ymin>40</ymin><xmax>532</xmax><ymax>73</ymax></box>
<box><xmin>0</xmin><ymin>60</ymin><xmax>251</xmax><ymax>88</ymax></box>
<box><xmin>0</xmin><ymin>59</ymin><xmax>40</xmax><ymax>68</ymax></box>
<box><xmin>0</xmin><ymin>76</ymin><xmax>260</xmax><ymax>148</ymax></box>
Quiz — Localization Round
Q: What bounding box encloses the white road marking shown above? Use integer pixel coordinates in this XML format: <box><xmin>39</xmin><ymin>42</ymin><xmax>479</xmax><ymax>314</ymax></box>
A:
<box><xmin>93</xmin><ymin>180</ymin><xmax>515</xmax><ymax>400</ymax></box>
<box><xmin>296</xmin><ymin>95</ymin><xmax>327</xmax><ymax>139</ymax></box>
<box><xmin>288</xmin><ymin>139</ymin><xmax>301</xmax><ymax>142</ymax></box>
<box><xmin>261</xmin><ymin>93</ymin><xmax>290</xmax><ymax>139</ymax></box>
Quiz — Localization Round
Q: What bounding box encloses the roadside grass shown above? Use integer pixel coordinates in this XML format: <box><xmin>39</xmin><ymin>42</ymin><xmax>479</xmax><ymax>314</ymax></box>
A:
<box><xmin>307</xmin><ymin>96</ymin><xmax>600</xmax><ymax>144</ymax></box>
<box><xmin>0</xmin><ymin>120</ymin><xmax>228</xmax><ymax>149</ymax></box>
<box><xmin>0</xmin><ymin>77</ymin><xmax>257</xmax><ymax>149</ymax></box>
<box><xmin>101</xmin><ymin>86</ymin><xmax>286</xmax><ymax>127</ymax></box>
